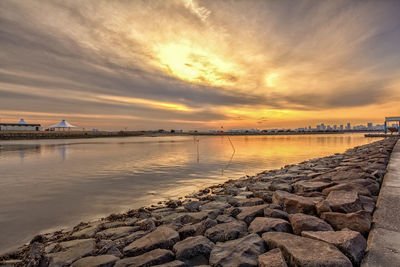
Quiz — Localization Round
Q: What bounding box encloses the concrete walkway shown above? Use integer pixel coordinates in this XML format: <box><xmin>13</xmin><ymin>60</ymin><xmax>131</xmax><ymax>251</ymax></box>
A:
<box><xmin>362</xmin><ymin>139</ymin><xmax>400</xmax><ymax>266</ymax></box>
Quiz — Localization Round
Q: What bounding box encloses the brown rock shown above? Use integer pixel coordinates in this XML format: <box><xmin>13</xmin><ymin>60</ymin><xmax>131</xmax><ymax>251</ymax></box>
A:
<box><xmin>236</xmin><ymin>204</ymin><xmax>268</xmax><ymax>224</ymax></box>
<box><xmin>321</xmin><ymin>211</ymin><xmax>372</xmax><ymax>234</ymax></box>
<box><xmin>173</xmin><ymin>236</ymin><xmax>214</xmax><ymax>265</ymax></box>
<box><xmin>302</xmin><ymin>229</ymin><xmax>367</xmax><ymax>265</ymax></box>
<box><xmin>289</xmin><ymin>213</ymin><xmax>333</xmax><ymax>235</ymax></box>
<box><xmin>322</xmin><ymin>182</ymin><xmax>371</xmax><ymax>196</ymax></box>
<box><xmin>123</xmin><ymin>226</ymin><xmax>179</xmax><ymax>257</ymax></box>
<box><xmin>272</xmin><ymin>191</ymin><xmax>322</xmax><ymax>215</ymax></box>
<box><xmin>264</xmin><ymin>208</ymin><xmax>289</xmax><ymax>220</ymax></box>
<box><xmin>209</xmin><ymin>233</ymin><xmax>265</xmax><ymax>267</ymax></box>
<box><xmin>258</xmin><ymin>248</ymin><xmax>288</xmax><ymax>267</ymax></box>
<box><xmin>115</xmin><ymin>249</ymin><xmax>174</xmax><ymax>267</ymax></box>
<box><xmin>316</xmin><ymin>200</ymin><xmax>332</xmax><ymax>214</ymax></box>
<box><xmin>262</xmin><ymin>232</ymin><xmax>352</xmax><ymax>266</ymax></box>
<box><xmin>47</xmin><ymin>239</ymin><xmax>96</xmax><ymax>267</ymax></box>
<box><xmin>325</xmin><ymin>190</ymin><xmax>362</xmax><ymax>213</ymax></box>
<box><xmin>248</xmin><ymin>217</ymin><xmax>291</xmax><ymax>235</ymax></box>
<box><xmin>293</xmin><ymin>181</ymin><xmax>334</xmax><ymax>193</ymax></box>
<box><xmin>71</xmin><ymin>255</ymin><xmax>119</xmax><ymax>267</ymax></box>
<box><xmin>204</xmin><ymin>220</ymin><xmax>247</xmax><ymax>243</ymax></box>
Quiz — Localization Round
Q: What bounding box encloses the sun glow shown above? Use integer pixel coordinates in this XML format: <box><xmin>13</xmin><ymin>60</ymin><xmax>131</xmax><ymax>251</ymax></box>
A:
<box><xmin>265</xmin><ymin>73</ymin><xmax>280</xmax><ymax>87</ymax></box>
<box><xmin>153</xmin><ymin>41</ymin><xmax>239</xmax><ymax>87</ymax></box>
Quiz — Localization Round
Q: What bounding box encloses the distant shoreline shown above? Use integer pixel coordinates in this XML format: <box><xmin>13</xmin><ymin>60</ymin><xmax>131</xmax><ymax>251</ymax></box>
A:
<box><xmin>0</xmin><ymin>130</ymin><xmax>384</xmax><ymax>140</ymax></box>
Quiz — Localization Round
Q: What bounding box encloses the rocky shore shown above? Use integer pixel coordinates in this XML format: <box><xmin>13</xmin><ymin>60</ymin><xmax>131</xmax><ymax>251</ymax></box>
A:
<box><xmin>0</xmin><ymin>138</ymin><xmax>397</xmax><ymax>267</ymax></box>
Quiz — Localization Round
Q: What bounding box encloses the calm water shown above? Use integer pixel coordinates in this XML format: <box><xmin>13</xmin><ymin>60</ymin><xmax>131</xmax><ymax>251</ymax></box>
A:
<box><xmin>0</xmin><ymin>133</ymin><xmax>379</xmax><ymax>254</ymax></box>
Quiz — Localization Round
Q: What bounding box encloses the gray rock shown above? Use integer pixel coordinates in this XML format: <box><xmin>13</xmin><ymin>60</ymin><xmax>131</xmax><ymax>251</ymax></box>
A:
<box><xmin>136</xmin><ymin>218</ymin><xmax>156</xmax><ymax>231</ymax></box>
<box><xmin>359</xmin><ymin>195</ymin><xmax>375</xmax><ymax>213</ymax></box>
<box><xmin>270</xmin><ymin>182</ymin><xmax>293</xmax><ymax>193</ymax></box>
<box><xmin>321</xmin><ymin>211</ymin><xmax>371</xmax><ymax>234</ymax></box>
<box><xmin>199</xmin><ymin>201</ymin><xmax>231</xmax><ymax>211</ymax></box>
<box><xmin>95</xmin><ymin>226</ymin><xmax>137</xmax><ymax>240</ymax></box>
<box><xmin>71</xmin><ymin>255</ymin><xmax>119</xmax><ymax>267</ymax></box>
<box><xmin>232</xmin><ymin>197</ymin><xmax>264</xmax><ymax>207</ymax></box>
<box><xmin>173</xmin><ymin>236</ymin><xmax>214</xmax><ymax>265</ymax></box>
<box><xmin>47</xmin><ymin>239</ymin><xmax>96</xmax><ymax>267</ymax></box>
<box><xmin>71</xmin><ymin>225</ymin><xmax>99</xmax><ymax>239</ymax></box>
<box><xmin>272</xmin><ymin>191</ymin><xmax>323</xmax><ymax>215</ymax></box>
<box><xmin>262</xmin><ymin>232</ymin><xmax>352</xmax><ymax>266</ymax></box>
<box><xmin>115</xmin><ymin>249</ymin><xmax>174</xmax><ymax>267</ymax></box>
<box><xmin>302</xmin><ymin>229</ymin><xmax>367</xmax><ymax>265</ymax></box>
<box><xmin>325</xmin><ymin>190</ymin><xmax>362</xmax><ymax>213</ymax></box>
<box><xmin>236</xmin><ymin>204</ymin><xmax>268</xmax><ymax>224</ymax></box>
<box><xmin>205</xmin><ymin>220</ymin><xmax>247</xmax><ymax>243</ymax></box>
<box><xmin>248</xmin><ymin>217</ymin><xmax>291</xmax><ymax>235</ymax></box>
<box><xmin>209</xmin><ymin>233</ymin><xmax>265</xmax><ymax>267</ymax></box>
<box><xmin>289</xmin><ymin>213</ymin><xmax>333</xmax><ymax>235</ymax></box>
<box><xmin>184</xmin><ymin>201</ymin><xmax>202</xmax><ymax>212</ymax></box>
<box><xmin>123</xmin><ymin>226</ymin><xmax>180</xmax><ymax>257</ymax></box>
<box><xmin>258</xmin><ymin>248</ymin><xmax>287</xmax><ymax>267</ymax></box>
<box><xmin>264</xmin><ymin>208</ymin><xmax>289</xmax><ymax>220</ymax></box>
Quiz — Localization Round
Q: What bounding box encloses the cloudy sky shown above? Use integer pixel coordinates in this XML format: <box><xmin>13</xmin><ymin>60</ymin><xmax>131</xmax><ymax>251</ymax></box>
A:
<box><xmin>1</xmin><ymin>0</ymin><xmax>400</xmax><ymax>130</ymax></box>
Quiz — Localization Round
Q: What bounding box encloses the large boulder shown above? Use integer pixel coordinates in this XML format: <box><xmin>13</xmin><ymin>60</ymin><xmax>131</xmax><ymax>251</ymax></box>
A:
<box><xmin>302</xmin><ymin>229</ymin><xmax>367</xmax><ymax>265</ymax></box>
<box><xmin>173</xmin><ymin>236</ymin><xmax>214</xmax><ymax>265</ymax></box>
<box><xmin>289</xmin><ymin>213</ymin><xmax>333</xmax><ymax>235</ymax></box>
<box><xmin>325</xmin><ymin>190</ymin><xmax>362</xmax><ymax>213</ymax></box>
<box><xmin>71</xmin><ymin>255</ymin><xmax>119</xmax><ymax>267</ymax></box>
<box><xmin>262</xmin><ymin>232</ymin><xmax>352</xmax><ymax>266</ymax></box>
<box><xmin>321</xmin><ymin>211</ymin><xmax>371</xmax><ymax>235</ymax></box>
<box><xmin>204</xmin><ymin>220</ymin><xmax>247</xmax><ymax>243</ymax></box>
<box><xmin>114</xmin><ymin>249</ymin><xmax>174</xmax><ymax>267</ymax></box>
<box><xmin>123</xmin><ymin>226</ymin><xmax>180</xmax><ymax>256</ymax></box>
<box><xmin>47</xmin><ymin>239</ymin><xmax>96</xmax><ymax>267</ymax></box>
<box><xmin>322</xmin><ymin>182</ymin><xmax>371</xmax><ymax>196</ymax></box>
<box><xmin>272</xmin><ymin>191</ymin><xmax>323</xmax><ymax>215</ymax></box>
<box><xmin>236</xmin><ymin>204</ymin><xmax>268</xmax><ymax>224</ymax></box>
<box><xmin>248</xmin><ymin>217</ymin><xmax>291</xmax><ymax>235</ymax></box>
<box><xmin>258</xmin><ymin>248</ymin><xmax>288</xmax><ymax>267</ymax></box>
<box><xmin>209</xmin><ymin>233</ymin><xmax>265</xmax><ymax>267</ymax></box>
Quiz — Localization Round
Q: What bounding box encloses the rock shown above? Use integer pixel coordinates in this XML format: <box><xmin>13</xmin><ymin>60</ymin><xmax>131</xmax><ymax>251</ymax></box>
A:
<box><xmin>184</xmin><ymin>201</ymin><xmax>202</xmax><ymax>212</ymax></box>
<box><xmin>178</xmin><ymin>219</ymin><xmax>217</xmax><ymax>239</ymax></box>
<box><xmin>233</xmin><ymin>197</ymin><xmax>265</xmax><ymax>207</ymax></box>
<box><xmin>264</xmin><ymin>208</ymin><xmax>289</xmax><ymax>220</ymax></box>
<box><xmin>262</xmin><ymin>232</ymin><xmax>352</xmax><ymax>266</ymax></box>
<box><xmin>205</xmin><ymin>220</ymin><xmax>247</xmax><ymax>243</ymax></box>
<box><xmin>321</xmin><ymin>211</ymin><xmax>372</xmax><ymax>234</ymax></box>
<box><xmin>47</xmin><ymin>239</ymin><xmax>96</xmax><ymax>267</ymax></box>
<box><xmin>173</xmin><ymin>236</ymin><xmax>214</xmax><ymax>265</ymax></box>
<box><xmin>71</xmin><ymin>255</ymin><xmax>119</xmax><ymax>267</ymax></box>
<box><xmin>270</xmin><ymin>182</ymin><xmax>293</xmax><ymax>192</ymax></box>
<box><xmin>293</xmin><ymin>181</ymin><xmax>334</xmax><ymax>193</ymax></box>
<box><xmin>359</xmin><ymin>195</ymin><xmax>375</xmax><ymax>213</ymax></box>
<box><xmin>115</xmin><ymin>231</ymin><xmax>147</xmax><ymax>248</ymax></box>
<box><xmin>248</xmin><ymin>217</ymin><xmax>291</xmax><ymax>235</ymax></box>
<box><xmin>71</xmin><ymin>225</ymin><xmax>99</xmax><ymax>238</ymax></box>
<box><xmin>316</xmin><ymin>200</ymin><xmax>332</xmax><ymax>214</ymax></box>
<box><xmin>216</xmin><ymin>215</ymin><xmax>235</xmax><ymax>223</ymax></box>
<box><xmin>95</xmin><ymin>226</ymin><xmax>137</xmax><ymax>240</ymax></box>
<box><xmin>236</xmin><ymin>204</ymin><xmax>268</xmax><ymax>224</ymax></box>
<box><xmin>123</xmin><ymin>226</ymin><xmax>180</xmax><ymax>257</ymax></box>
<box><xmin>97</xmin><ymin>240</ymin><xmax>123</xmax><ymax>258</ymax></box>
<box><xmin>289</xmin><ymin>213</ymin><xmax>333</xmax><ymax>235</ymax></box>
<box><xmin>152</xmin><ymin>260</ymin><xmax>188</xmax><ymax>267</ymax></box>
<box><xmin>199</xmin><ymin>201</ymin><xmax>231</xmax><ymax>211</ymax></box>
<box><xmin>301</xmin><ymin>229</ymin><xmax>367</xmax><ymax>265</ymax></box>
<box><xmin>209</xmin><ymin>233</ymin><xmax>265</xmax><ymax>267</ymax></box>
<box><xmin>136</xmin><ymin>218</ymin><xmax>156</xmax><ymax>231</ymax></box>
<box><xmin>322</xmin><ymin>182</ymin><xmax>371</xmax><ymax>196</ymax></box>
<box><xmin>325</xmin><ymin>190</ymin><xmax>362</xmax><ymax>213</ymax></box>
<box><xmin>115</xmin><ymin>249</ymin><xmax>174</xmax><ymax>267</ymax></box>
<box><xmin>181</xmin><ymin>210</ymin><xmax>220</xmax><ymax>224</ymax></box>
<box><xmin>258</xmin><ymin>248</ymin><xmax>288</xmax><ymax>267</ymax></box>
<box><xmin>272</xmin><ymin>191</ymin><xmax>322</xmax><ymax>215</ymax></box>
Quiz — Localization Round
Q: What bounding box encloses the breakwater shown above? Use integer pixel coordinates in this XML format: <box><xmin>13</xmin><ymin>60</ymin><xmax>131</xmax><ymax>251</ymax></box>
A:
<box><xmin>0</xmin><ymin>138</ymin><xmax>397</xmax><ymax>266</ymax></box>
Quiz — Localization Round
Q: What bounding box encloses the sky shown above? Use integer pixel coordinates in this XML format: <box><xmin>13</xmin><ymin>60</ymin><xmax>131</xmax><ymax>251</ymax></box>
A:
<box><xmin>1</xmin><ymin>0</ymin><xmax>400</xmax><ymax>130</ymax></box>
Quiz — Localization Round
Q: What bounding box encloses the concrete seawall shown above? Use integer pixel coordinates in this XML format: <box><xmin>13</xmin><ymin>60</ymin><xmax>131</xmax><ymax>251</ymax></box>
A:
<box><xmin>362</xmin><ymin>139</ymin><xmax>400</xmax><ymax>266</ymax></box>
<box><xmin>0</xmin><ymin>138</ymin><xmax>398</xmax><ymax>266</ymax></box>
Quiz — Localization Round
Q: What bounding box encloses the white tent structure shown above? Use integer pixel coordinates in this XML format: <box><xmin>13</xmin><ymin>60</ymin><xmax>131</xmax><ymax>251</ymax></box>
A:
<box><xmin>48</xmin><ymin>120</ymin><xmax>77</xmax><ymax>131</ymax></box>
<box><xmin>17</xmin><ymin>119</ymin><xmax>28</xmax><ymax>124</ymax></box>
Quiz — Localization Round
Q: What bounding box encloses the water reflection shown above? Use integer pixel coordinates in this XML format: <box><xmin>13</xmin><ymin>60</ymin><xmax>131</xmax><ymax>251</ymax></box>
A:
<box><xmin>0</xmin><ymin>134</ymin><xmax>379</xmax><ymax>254</ymax></box>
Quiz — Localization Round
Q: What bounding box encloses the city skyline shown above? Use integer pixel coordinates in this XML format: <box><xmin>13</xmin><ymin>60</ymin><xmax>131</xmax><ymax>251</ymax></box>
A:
<box><xmin>1</xmin><ymin>1</ymin><xmax>400</xmax><ymax>130</ymax></box>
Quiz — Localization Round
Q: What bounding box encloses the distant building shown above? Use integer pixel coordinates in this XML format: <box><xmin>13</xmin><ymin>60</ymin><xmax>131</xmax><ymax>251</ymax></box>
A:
<box><xmin>0</xmin><ymin>119</ymin><xmax>40</xmax><ymax>131</ymax></box>
<box><xmin>367</xmin><ymin>122</ymin><xmax>373</xmax><ymax>129</ymax></box>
